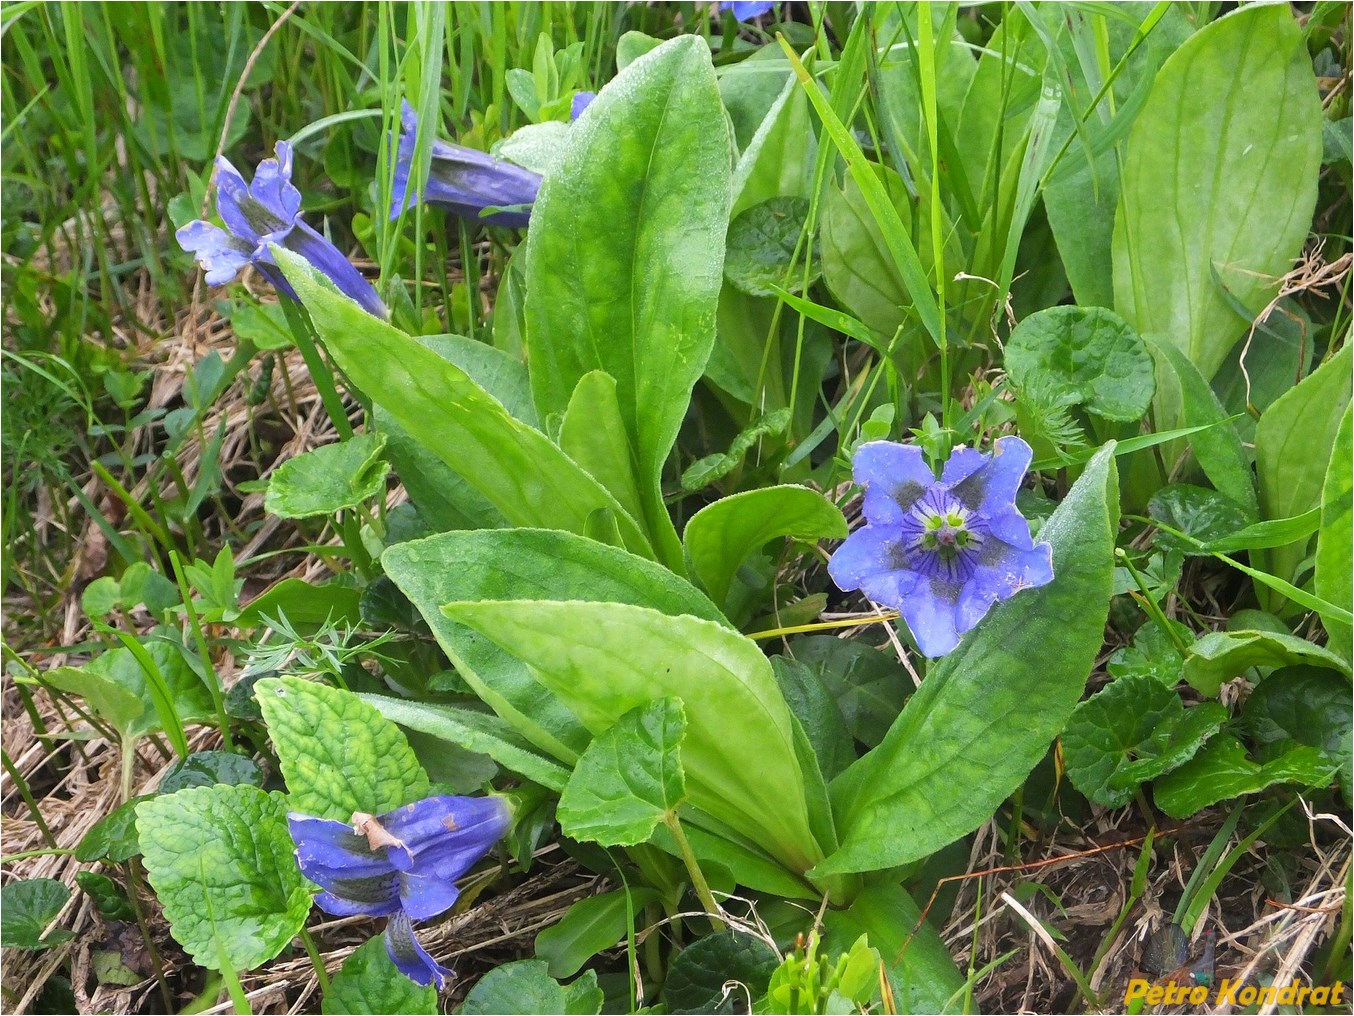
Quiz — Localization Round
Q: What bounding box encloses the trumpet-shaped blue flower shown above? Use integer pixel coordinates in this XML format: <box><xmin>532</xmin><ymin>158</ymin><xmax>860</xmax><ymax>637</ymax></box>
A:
<box><xmin>721</xmin><ymin>0</ymin><xmax>776</xmax><ymax>21</ymax></box>
<box><xmin>175</xmin><ymin>142</ymin><xmax>386</xmax><ymax>319</ymax></box>
<box><xmin>390</xmin><ymin>100</ymin><xmax>541</xmax><ymax>228</ymax></box>
<box><xmin>829</xmin><ymin>437</ymin><xmax>1053</xmax><ymax>658</ymax></box>
<box><xmin>288</xmin><ymin>794</ymin><xmax>510</xmax><ymax>988</ymax></box>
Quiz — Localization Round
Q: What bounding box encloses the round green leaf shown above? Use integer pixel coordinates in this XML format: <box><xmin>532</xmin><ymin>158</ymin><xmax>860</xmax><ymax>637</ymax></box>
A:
<box><xmin>264</xmin><ymin>432</ymin><xmax>389</xmax><ymax>520</ymax></box>
<box><xmin>1006</xmin><ymin>306</ymin><xmax>1155</xmax><ymax>422</ymax></box>
<box><xmin>136</xmin><ymin>785</ymin><xmax>312</xmax><ymax>972</ymax></box>
<box><xmin>158</xmin><ymin>750</ymin><xmax>263</xmax><ymax>794</ymax></box>
<box><xmin>1153</xmin><ymin>735</ymin><xmax>1336</xmax><ymax>818</ymax></box>
<box><xmin>662</xmin><ymin>931</ymin><xmax>778</xmax><ymax>1015</ymax></box>
<box><xmin>1148</xmin><ymin>484</ymin><xmax>1251</xmax><ymax>556</ymax></box>
<box><xmin>255</xmin><ymin>676</ymin><xmax>429</xmax><ymax>820</ymax></box>
<box><xmin>724</xmin><ymin>197</ymin><xmax>819</xmax><ymax>297</ymax></box>
<box><xmin>322</xmin><ymin>937</ymin><xmax>437</xmax><ymax>1015</ymax></box>
<box><xmin>1</xmin><ymin>878</ymin><xmax>73</xmax><ymax>950</ymax></box>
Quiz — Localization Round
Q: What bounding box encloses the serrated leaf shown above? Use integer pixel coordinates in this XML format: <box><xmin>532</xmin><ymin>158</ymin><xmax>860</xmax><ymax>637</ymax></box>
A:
<box><xmin>1182</xmin><ymin>629</ymin><xmax>1350</xmax><ymax>697</ymax></box>
<box><xmin>724</xmin><ymin>197</ymin><xmax>818</xmax><ymax>297</ymax></box>
<box><xmin>558</xmin><ymin>699</ymin><xmax>687</xmax><ymax>847</ymax></box>
<box><xmin>1007</xmin><ymin>306</ymin><xmax>1155</xmax><ymax>422</ymax></box>
<box><xmin>265</xmin><ymin>433</ymin><xmax>388</xmax><ymax>520</ymax></box>
<box><xmin>136</xmin><ymin>785</ymin><xmax>312</xmax><ymax>972</ymax></box>
<box><xmin>76</xmin><ymin>795</ymin><xmax>151</xmax><ymax>863</ymax></box>
<box><xmin>1153</xmin><ymin>735</ymin><xmax>1337</xmax><ymax>818</ymax></box>
<box><xmin>1</xmin><ymin>879</ymin><xmax>73</xmax><ymax>950</ymax></box>
<box><xmin>158</xmin><ymin>751</ymin><xmax>263</xmax><ymax>794</ymax></box>
<box><xmin>256</xmin><ymin>676</ymin><xmax>429</xmax><ymax>820</ymax></box>
<box><xmin>1063</xmin><ymin>676</ymin><xmax>1190</xmax><ymax>808</ymax></box>
<box><xmin>662</xmin><ymin>931</ymin><xmax>779</xmax><ymax>1015</ymax></box>
<box><xmin>684</xmin><ymin>485</ymin><xmax>846</xmax><ymax>606</ymax></box>
<box><xmin>460</xmin><ymin>960</ymin><xmax>603</xmax><ymax>1015</ymax></box>
<box><xmin>1107</xmin><ymin>621</ymin><xmax>1189</xmax><ymax>686</ymax></box>
<box><xmin>534</xmin><ymin>887</ymin><xmax>660</xmax><ymax>979</ymax></box>
<box><xmin>322</xmin><ymin>936</ymin><xmax>437</xmax><ymax>1015</ymax></box>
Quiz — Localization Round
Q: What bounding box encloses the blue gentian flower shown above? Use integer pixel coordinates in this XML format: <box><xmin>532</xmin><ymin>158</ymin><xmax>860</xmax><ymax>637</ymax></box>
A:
<box><xmin>721</xmin><ymin>0</ymin><xmax>776</xmax><ymax>21</ymax></box>
<box><xmin>288</xmin><ymin>794</ymin><xmax>511</xmax><ymax>988</ymax></box>
<box><xmin>828</xmin><ymin>437</ymin><xmax>1053</xmax><ymax>658</ymax></box>
<box><xmin>390</xmin><ymin>100</ymin><xmax>542</xmax><ymax>228</ymax></box>
<box><xmin>176</xmin><ymin>142</ymin><xmax>386</xmax><ymax>319</ymax></box>
<box><xmin>570</xmin><ymin>91</ymin><xmax>596</xmax><ymax>121</ymax></box>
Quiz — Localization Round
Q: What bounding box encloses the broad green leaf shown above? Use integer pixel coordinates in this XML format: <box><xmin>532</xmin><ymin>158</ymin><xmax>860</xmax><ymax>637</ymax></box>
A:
<box><xmin>1243</xmin><ymin>665</ymin><xmax>1353</xmax><ymax>795</ymax></box>
<box><xmin>322</xmin><ymin>937</ymin><xmax>437</xmax><ymax>1015</ymax></box>
<box><xmin>1061</xmin><ymin>675</ymin><xmax>1226</xmax><ymax>808</ymax></box>
<box><xmin>442</xmin><ymin>599</ymin><xmax>822</xmax><ymax>875</ymax></box>
<box><xmin>137</xmin><ymin>785</ymin><xmax>312</xmax><ymax>972</ymax></box>
<box><xmin>771</xmin><ymin>657</ymin><xmax>855</xmax><ymax>782</ymax></box>
<box><xmin>76</xmin><ymin>796</ymin><xmax>150</xmax><ymax>863</ymax></box>
<box><xmin>684</xmin><ymin>485</ymin><xmax>846</xmax><ymax>607</ymax></box>
<box><xmin>729</xmin><ymin>68</ymin><xmax>815</xmax><ymax>218</ymax></box>
<box><xmin>819</xmin><ymin>444</ymin><xmax>1119</xmax><ymax>877</ymax></box>
<box><xmin>1112</xmin><ymin>4</ymin><xmax>1322</xmax><ymax>380</ymax></box>
<box><xmin>272</xmin><ymin>248</ymin><xmax>651</xmax><ymax>559</ymax></box>
<box><xmin>44</xmin><ymin>665</ymin><xmax>144</xmax><ymax>738</ymax></box>
<box><xmin>724</xmin><ymin>198</ymin><xmax>819</xmax><ymax>297</ymax></box>
<box><xmin>1211</xmin><ymin>301</ymin><xmax>1314</xmax><ymax>447</ymax></box>
<box><xmin>0</xmin><ymin>879</ymin><xmax>73</xmax><ymax>950</ymax></box>
<box><xmin>377</xmin><ymin>334</ymin><xmax>537</xmax><ymax>534</ymax></box>
<box><xmin>559</xmin><ymin>371</ymin><xmax>647</xmax><ymax>530</ymax></box>
<box><xmin>524</xmin><ymin>36</ymin><xmax>730</xmax><ymax>571</ymax></box>
<box><xmin>1314</xmin><ymin>403</ymin><xmax>1352</xmax><ymax>657</ymax></box>
<box><xmin>820</xmin><ymin>883</ymin><xmax>965</xmax><ymax>1015</ymax></box>
<box><xmin>1106</xmin><ymin>621</ymin><xmax>1189</xmax><ymax>686</ymax></box>
<box><xmin>157</xmin><ymin>750</ymin><xmax>263</xmax><ymax>794</ymax></box>
<box><xmin>236</xmin><ymin>578</ymin><xmax>363</xmax><ymax>630</ymax></box>
<box><xmin>534</xmin><ymin>887</ymin><xmax>660</xmax><ymax>980</ymax></box>
<box><xmin>1153</xmin><ymin>735</ymin><xmax>1336</xmax><ymax>818</ymax></box>
<box><xmin>460</xmin><ymin>961</ymin><xmax>603</xmax><ymax>1016</ymax></box>
<box><xmin>1255</xmin><ymin>344</ymin><xmax>1353</xmax><ymax>597</ymax></box>
<box><xmin>788</xmin><ymin>636</ymin><xmax>912</xmax><ymax>748</ymax></box>
<box><xmin>255</xmin><ymin>676</ymin><xmax>429</xmax><ymax>820</ymax></box>
<box><xmin>359</xmin><ymin>696</ymin><xmax>571</xmax><ymax>792</ymax></box>
<box><xmin>1144</xmin><ymin>336</ymin><xmax>1257</xmax><ymax>519</ymax></box>
<box><xmin>558</xmin><ymin>699</ymin><xmax>687</xmax><ymax>847</ymax></box>
<box><xmin>1182</xmin><ymin>629</ymin><xmax>1351</xmax><ymax>698</ymax></box>
<box><xmin>497</xmin><ymin>120</ymin><xmax>571</xmax><ymax>177</ymax></box>
<box><xmin>1006</xmin><ymin>306</ymin><xmax>1155</xmax><ymax>422</ymax></box>
<box><xmin>662</xmin><ymin>931</ymin><xmax>779</xmax><ymax>1015</ymax></box>
<box><xmin>382</xmin><ymin>528</ymin><xmax>729</xmax><ymax>763</ymax></box>
<box><xmin>1148</xmin><ymin>484</ymin><xmax>1250</xmax><ymax>556</ymax></box>
<box><xmin>264</xmin><ymin>432</ymin><xmax>388</xmax><ymax>519</ymax></box>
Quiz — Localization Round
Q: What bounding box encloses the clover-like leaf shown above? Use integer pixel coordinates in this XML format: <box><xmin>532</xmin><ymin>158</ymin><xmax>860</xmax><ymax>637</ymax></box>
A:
<box><xmin>136</xmin><ymin>785</ymin><xmax>312</xmax><ymax>972</ymax></box>
<box><xmin>256</xmin><ymin>676</ymin><xmax>429</xmax><ymax>820</ymax></box>
<box><xmin>76</xmin><ymin>795</ymin><xmax>151</xmax><ymax>863</ymax></box>
<box><xmin>557</xmin><ymin>698</ymin><xmax>687</xmax><ymax>847</ymax></box>
<box><xmin>322</xmin><ymin>937</ymin><xmax>437</xmax><ymax>1015</ymax></box>
<box><xmin>1006</xmin><ymin>306</ymin><xmax>1155</xmax><ymax>422</ymax></box>
<box><xmin>1062</xmin><ymin>674</ymin><xmax>1225</xmax><ymax>808</ymax></box>
<box><xmin>1243</xmin><ymin>665</ymin><xmax>1353</xmax><ymax>796</ymax></box>
<box><xmin>1149</xmin><ymin>484</ymin><xmax>1251</xmax><ymax>556</ymax></box>
<box><xmin>265</xmin><ymin>432</ymin><xmax>389</xmax><ymax>520</ymax></box>
<box><xmin>158</xmin><ymin>750</ymin><xmax>263</xmax><ymax>794</ymax></box>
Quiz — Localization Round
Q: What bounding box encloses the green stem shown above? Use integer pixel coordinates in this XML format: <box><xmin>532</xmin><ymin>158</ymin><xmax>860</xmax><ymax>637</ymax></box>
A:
<box><xmin>1113</xmin><ymin>548</ymin><xmax>1192</xmax><ymax>656</ymax></box>
<box><xmin>662</xmin><ymin>811</ymin><xmax>724</xmax><ymax>933</ymax></box>
<box><xmin>1</xmin><ymin>749</ymin><xmax>58</xmax><ymax>848</ymax></box>
<box><xmin>128</xmin><ymin>857</ymin><xmax>175</xmax><ymax>1010</ymax></box>
<box><xmin>300</xmin><ymin>928</ymin><xmax>332</xmax><ymax>996</ymax></box>
<box><xmin>0</xmin><ymin>847</ymin><xmax>76</xmax><ymax>864</ymax></box>
<box><xmin>279</xmin><ymin>299</ymin><xmax>354</xmax><ymax>440</ymax></box>
<box><xmin>168</xmin><ymin>550</ymin><xmax>232</xmax><ymax>749</ymax></box>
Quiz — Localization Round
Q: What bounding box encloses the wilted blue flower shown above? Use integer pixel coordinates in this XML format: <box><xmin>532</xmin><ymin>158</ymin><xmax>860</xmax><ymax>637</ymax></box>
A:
<box><xmin>721</xmin><ymin>0</ymin><xmax>776</xmax><ymax>20</ymax></box>
<box><xmin>829</xmin><ymin>437</ymin><xmax>1053</xmax><ymax>658</ymax></box>
<box><xmin>570</xmin><ymin>91</ymin><xmax>596</xmax><ymax>121</ymax></box>
<box><xmin>176</xmin><ymin>142</ymin><xmax>386</xmax><ymax>319</ymax></box>
<box><xmin>288</xmin><ymin>794</ymin><xmax>511</xmax><ymax>987</ymax></box>
<box><xmin>390</xmin><ymin>100</ymin><xmax>541</xmax><ymax>228</ymax></box>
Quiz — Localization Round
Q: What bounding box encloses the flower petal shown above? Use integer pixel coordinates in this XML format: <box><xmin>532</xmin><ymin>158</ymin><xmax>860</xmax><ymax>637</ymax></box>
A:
<box><xmin>250</xmin><ymin>141</ymin><xmax>303</xmax><ymax>224</ymax></box>
<box><xmin>898</xmin><ymin>577</ymin><xmax>962</xmax><ymax>657</ymax></box>
<box><xmin>214</xmin><ymin>156</ymin><xmax>258</xmax><ymax>242</ymax></box>
<box><xmin>828</xmin><ymin>524</ymin><xmax>910</xmax><ymax>591</ymax></box>
<box><xmin>398</xmin><ymin>870</ymin><xmax>461</xmax><ymax>922</ymax></box>
<box><xmin>378</xmin><ymin>795</ymin><xmax>511</xmax><ymax>879</ymax></box>
<box><xmin>175</xmin><ymin>220</ymin><xmax>252</xmax><ymax>286</ymax></box>
<box><xmin>980</xmin><ymin>506</ymin><xmax>1036</xmax><ymax>550</ymax></box>
<box><xmin>853</xmin><ymin>442</ymin><xmax>935</xmax><ymax>525</ymax></box>
<box><xmin>311</xmin><ymin>877</ymin><xmax>402</xmax><ymax>918</ymax></box>
<box><xmin>954</xmin><ymin>539</ymin><xmax>1054</xmax><ymax>633</ymax></box>
<box><xmin>288</xmin><ymin>813</ymin><xmax>393</xmax><ymax>879</ymax></box>
<box><xmin>385</xmin><ymin>912</ymin><xmax>452</xmax><ymax>989</ymax></box>
<box><xmin>282</xmin><ymin>222</ymin><xmax>386</xmax><ymax>319</ymax></box>
<box><xmin>948</xmin><ymin>436</ymin><xmax>1032</xmax><ymax>515</ymax></box>
<box><xmin>570</xmin><ymin>91</ymin><xmax>596</xmax><ymax>121</ymax></box>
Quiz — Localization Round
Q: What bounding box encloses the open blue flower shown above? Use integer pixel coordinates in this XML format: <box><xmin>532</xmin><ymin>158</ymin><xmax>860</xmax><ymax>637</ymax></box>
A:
<box><xmin>829</xmin><ymin>437</ymin><xmax>1053</xmax><ymax>658</ymax></box>
<box><xmin>721</xmin><ymin>0</ymin><xmax>776</xmax><ymax>21</ymax></box>
<box><xmin>176</xmin><ymin>142</ymin><xmax>386</xmax><ymax>319</ymax></box>
<box><xmin>288</xmin><ymin>794</ymin><xmax>510</xmax><ymax>988</ymax></box>
<box><xmin>390</xmin><ymin>100</ymin><xmax>541</xmax><ymax>228</ymax></box>
<box><xmin>570</xmin><ymin>91</ymin><xmax>596</xmax><ymax>121</ymax></box>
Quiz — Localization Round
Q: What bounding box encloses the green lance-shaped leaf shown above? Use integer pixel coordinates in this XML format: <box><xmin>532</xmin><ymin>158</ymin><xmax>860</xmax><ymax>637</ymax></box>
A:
<box><xmin>323</xmin><ymin>937</ymin><xmax>437</xmax><ymax>1016</ymax></box>
<box><xmin>264</xmin><ymin>432</ymin><xmax>388</xmax><ymax>519</ymax></box>
<box><xmin>271</xmin><ymin>247</ymin><xmax>652</xmax><ymax>559</ymax></box>
<box><xmin>816</xmin><ymin>443</ymin><xmax>1120</xmax><ymax>877</ymax></box>
<box><xmin>525</xmin><ymin>36</ymin><xmax>730</xmax><ymax>571</ymax></box>
<box><xmin>1005</xmin><ymin>306</ymin><xmax>1155</xmax><ymax>423</ymax></box>
<box><xmin>534</xmin><ymin>887</ymin><xmax>661</xmax><ymax>980</ymax></box>
<box><xmin>1112</xmin><ymin>3</ymin><xmax>1322</xmax><ymax>381</ymax></box>
<box><xmin>255</xmin><ymin>676</ymin><xmax>429</xmax><ymax>820</ymax></box>
<box><xmin>684</xmin><ymin>485</ymin><xmax>846</xmax><ymax>607</ymax></box>
<box><xmin>136</xmin><ymin>785</ymin><xmax>312</xmax><ymax>972</ymax></box>
<box><xmin>1315</xmin><ymin>405</ymin><xmax>1353</xmax><ymax>659</ymax></box>
<box><xmin>558</xmin><ymin>698</ymin><xmax>687</xmax><ymax>847</ymax></box>
<box><xmin>441</xmin><ymin>599</ymin><xmax>822</xmax><ymax>875</ymax></box>
<box><xmin>1182</xmin><ymin>629</ymin><xmax>1350</xmax><ymax>698</ymax></box>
